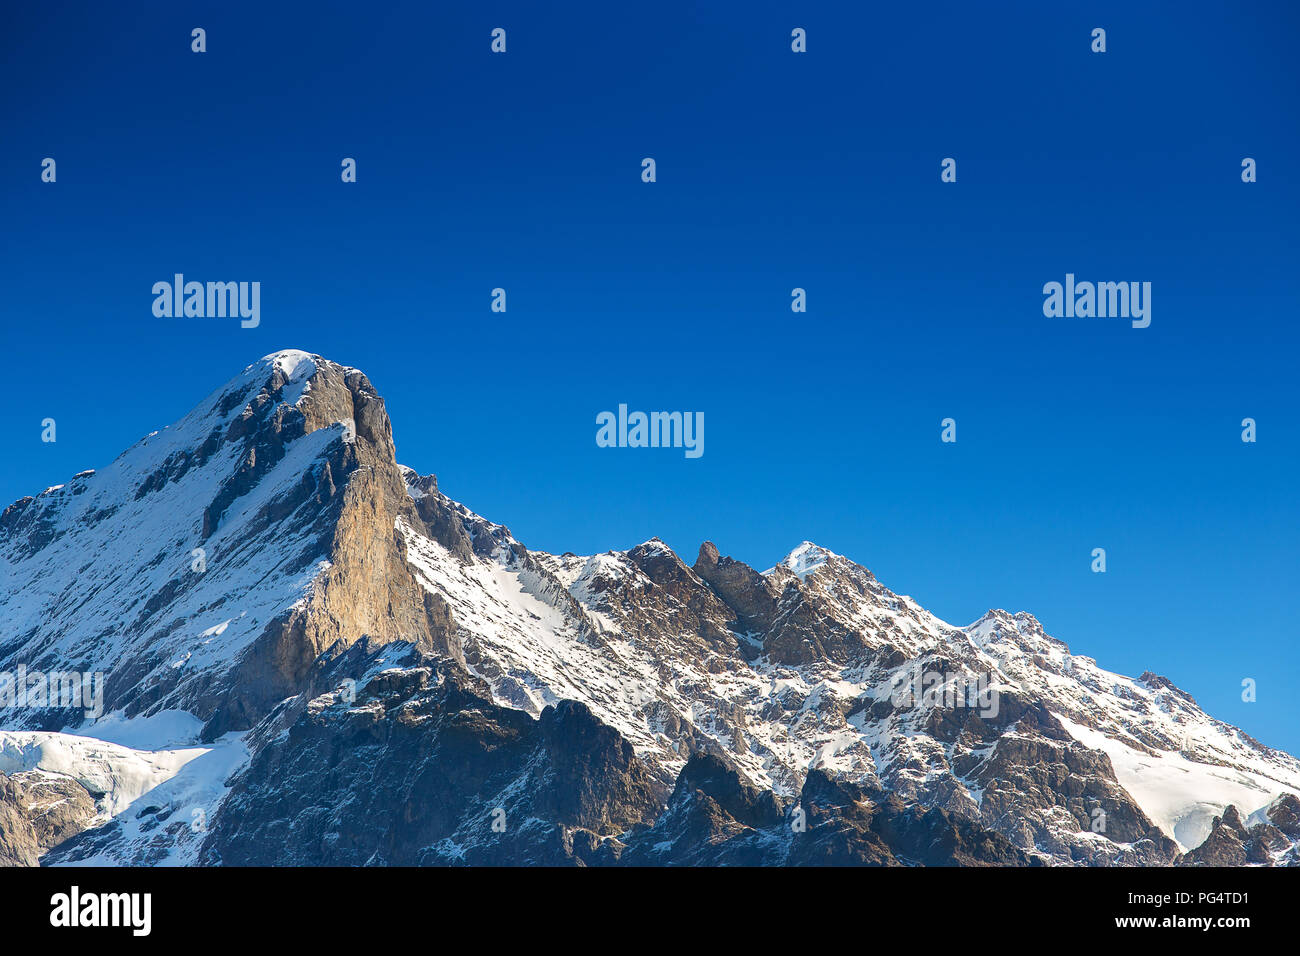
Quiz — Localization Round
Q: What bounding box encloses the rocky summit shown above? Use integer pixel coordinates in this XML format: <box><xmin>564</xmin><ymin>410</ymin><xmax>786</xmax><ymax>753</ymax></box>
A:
<box><xmin>2</xmin><ymin>350</ymin><xmax>1298</xmax><ymax>866</ymax></box>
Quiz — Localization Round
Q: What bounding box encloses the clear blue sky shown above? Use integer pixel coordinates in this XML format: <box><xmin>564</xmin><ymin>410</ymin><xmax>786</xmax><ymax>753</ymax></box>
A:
<box><xmin>3</xmin><ymin>2</ymin><xmax>1297</xmax><ymax>754</ymax></box>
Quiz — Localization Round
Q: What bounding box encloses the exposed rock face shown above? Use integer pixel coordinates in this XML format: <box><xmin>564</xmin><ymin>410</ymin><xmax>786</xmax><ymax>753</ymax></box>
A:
<box><xmin>0</xmin><ymin>772</ymin><xmax>98</xmax><ymax>866</ymax></box>
<box><xmin>5</xmin><ymin>351</ymin><xmax>1300</xmax><ymax>867</ymax></box>
<box><xmin>693</xmin><ymin>541</ymin><xmax>781</xmax><ymax>640</ymax></box>
<box><xmin>198</xmin><ymin>645</ymin><xmax>662</xmax><ymax>866</ymax></box>
<box><xmin>1265</xmin><ymin>793</ymin><xmax>1300</xmax><ymax>838</ymax></box>
<box><xmin>199</xmin><ymin>359</ymin><xmax>465</xmax><ymax>739</ymax></box>
<box><xmin>1179</xmin><ymin>805</ymin><xmax>1293</xmax><ymax>866</ymax></box>
<box><xmin>617</xmin><ymin>753</ymin><xmax>790</xmax><ymax>866</ymax></box>
<box><xmin>624</xmin><ymin>540</ymin><xmax>741</xmax><ymax>652</ymax></box>
<box><xmin>616</xmin><ymin>751</ymin><xmax>1034</xmax><ymax>866</ymax></box>
<box><xmin>975</xmin><ymin>728</ymin><xmax>1178</xmax><ymax>864</ymax></box>
<box><xmin>792</xmin><ymin>769</ymin><xmax>1034</xmax><ymax>867</ymax></box>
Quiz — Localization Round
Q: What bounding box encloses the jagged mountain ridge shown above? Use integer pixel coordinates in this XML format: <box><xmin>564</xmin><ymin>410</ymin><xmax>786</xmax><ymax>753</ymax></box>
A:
<box><xmin>2</xmin><ymin>350</ymin><xmax>1298</xmax><ymax>866</ymax></box>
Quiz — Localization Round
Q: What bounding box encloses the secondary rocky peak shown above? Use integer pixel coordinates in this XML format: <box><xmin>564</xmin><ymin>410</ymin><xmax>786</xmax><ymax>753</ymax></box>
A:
<box><xmin>626</xmin><ymin>538</ymin><xmax>688</xmax><ymax>579</ymax></box>
<box><xmin>966</xmin><ymin>609</ymin><xmax>1063</xmax><ymax>655</ymax></box>
<box><xmin>1138</xmin><ymin>672</ymin><xmax>1199</xmax><ymax>706</ymax></box>
<box><xmin>693</xmin><ymin>541</ymin><xmax>780</xmax><ymax>635</ymax></box>
<box><xmin>618</xmin><ymin>539</ymin><xmax>740</xmax><ymax>651</ymax></box>
<box><xmin>695</xmin><ymin>540</ymin><xmax>721</xmax><ymax>567</ymax></box>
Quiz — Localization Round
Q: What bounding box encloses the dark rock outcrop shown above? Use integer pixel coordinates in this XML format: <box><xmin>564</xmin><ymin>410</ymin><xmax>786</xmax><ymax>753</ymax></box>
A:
<box><xmin>198</xmin><ymin>650</ymin><xmax>661</xmax><ymax>866</ymax></box>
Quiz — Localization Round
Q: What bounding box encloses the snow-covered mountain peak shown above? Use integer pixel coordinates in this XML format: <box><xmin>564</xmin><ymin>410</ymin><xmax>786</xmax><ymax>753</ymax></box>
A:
<box><xmin>778</xmin><ymin>540</ymin><xmax>831</xmax><ymax>578</ymax></box>
<box><xmin>263</xmin><ymin>348</ymin><xmax>317</xmax><ymax>376</ymax></box>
